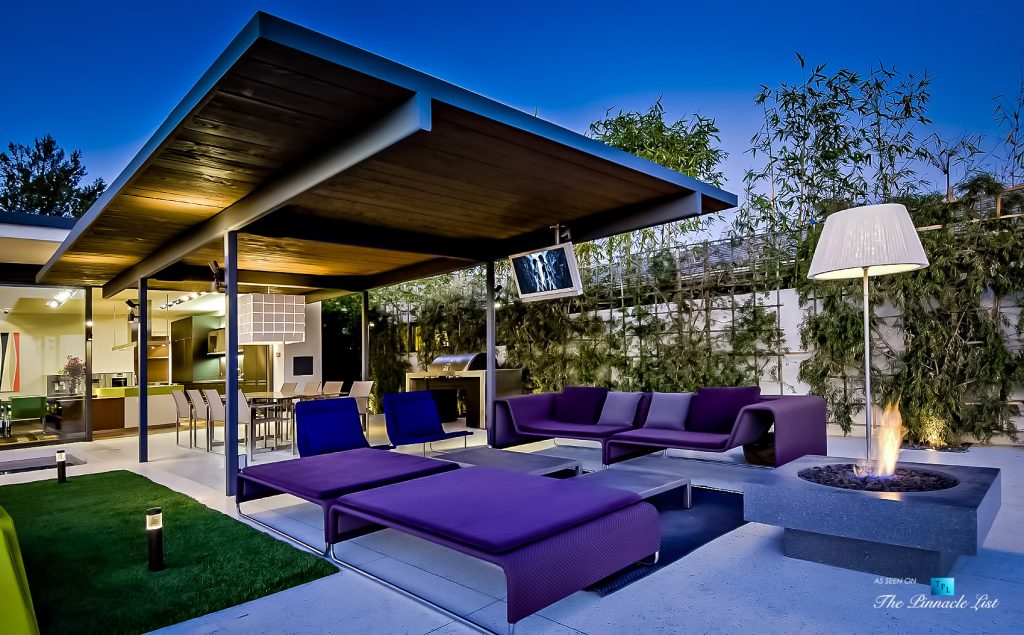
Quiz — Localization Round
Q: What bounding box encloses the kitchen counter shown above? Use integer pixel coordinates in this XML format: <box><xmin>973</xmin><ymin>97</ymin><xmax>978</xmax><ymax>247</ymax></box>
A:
<box><xmin>94</xmin><ymin>384</ymin><xmax>183</xmax><ymax>398</ymax></box>
<box><xmin>89</xmin><ymin>385</ymin><xmax>183</xmax><ymax>430</ymax></box>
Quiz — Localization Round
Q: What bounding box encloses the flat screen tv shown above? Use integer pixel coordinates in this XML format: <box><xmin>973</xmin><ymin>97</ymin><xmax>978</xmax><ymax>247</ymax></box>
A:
<box><xmin>292</xmin><ymin>356</ymin><xmax>314</xmax><ymax>377</ymax></box>
<box><xmin>509</xmin><ymin>242</ymin><xmax>583</xmax><ymax>302</ymax></box>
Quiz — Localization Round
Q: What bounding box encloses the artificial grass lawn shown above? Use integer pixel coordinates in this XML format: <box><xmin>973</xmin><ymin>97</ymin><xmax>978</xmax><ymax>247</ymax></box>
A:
<box><xmin>0</xmin><ymin>470</ymin><xmax>337</xmax><ymax>634</ymax></box>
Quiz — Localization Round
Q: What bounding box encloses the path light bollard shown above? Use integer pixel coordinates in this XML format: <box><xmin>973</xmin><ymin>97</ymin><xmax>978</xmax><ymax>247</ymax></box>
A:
<box><xmin>147</xmin><ymin>507</ymin><xmax>164</xmax><ymax>572</ymax></box>
<box><xmin>56</xmin><ymin>449</ymin><xmax>67</xmax><ymax>484</ymax></box>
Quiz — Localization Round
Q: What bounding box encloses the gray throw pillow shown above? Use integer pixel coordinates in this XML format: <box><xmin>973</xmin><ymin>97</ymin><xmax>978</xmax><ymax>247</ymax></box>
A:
<box><xmin>643</xmin><ymin>392</ymin><xmax>694</xmax><ymax>430</ymax></box>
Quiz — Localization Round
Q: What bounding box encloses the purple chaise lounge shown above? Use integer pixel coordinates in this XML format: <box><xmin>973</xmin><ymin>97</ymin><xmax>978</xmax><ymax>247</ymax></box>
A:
<box><xmin>329</xmin><ymin>466</ymin><xmax>660</xmax><ymax>628</ymax></box>
<box><xmin>494</xmin><ymin>386</ymin><xmax>826</xmax><ymax>467</ymax></box>
<box><xmin>236</xmin><ymin>448</ymin><xmax>458</xmax><ymax>553</ymax></box>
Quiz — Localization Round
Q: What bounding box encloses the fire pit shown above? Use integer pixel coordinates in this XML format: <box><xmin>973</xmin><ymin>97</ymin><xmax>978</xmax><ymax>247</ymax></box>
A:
<box><xmin>798</xmin><ymin>464</ymin><xmax>958</xmax><ymax>492</ymax></box>
<box><xmin>744</xmin><ymin>455</ymin><xmax>1001</xmax><ymax>579</ymax></box>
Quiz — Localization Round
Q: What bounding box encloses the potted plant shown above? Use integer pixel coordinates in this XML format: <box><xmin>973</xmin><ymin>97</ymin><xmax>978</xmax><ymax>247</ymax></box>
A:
<box><xmin>60</xmin><ymin>355</ymin><xmax>86</xmax><ymax>395</ymax></box>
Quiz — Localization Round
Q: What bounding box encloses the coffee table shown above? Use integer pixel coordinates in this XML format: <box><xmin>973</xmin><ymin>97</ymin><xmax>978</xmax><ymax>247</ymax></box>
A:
<box><xmin>437</xmin><ymin>446</ymin><xmax>582</xmax><ymax>476</ymax></box>
<box><xmin>577</xmin><ymin>467</ymin><xmax>692</xmax><ymax>508</ymax></box>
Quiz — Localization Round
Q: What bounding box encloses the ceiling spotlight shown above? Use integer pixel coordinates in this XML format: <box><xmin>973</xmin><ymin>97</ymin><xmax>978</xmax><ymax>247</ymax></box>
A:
<box><xmin>47</xmin><ymin>289</ymin><xmax>76</xmax><ymax>309</ymax></box>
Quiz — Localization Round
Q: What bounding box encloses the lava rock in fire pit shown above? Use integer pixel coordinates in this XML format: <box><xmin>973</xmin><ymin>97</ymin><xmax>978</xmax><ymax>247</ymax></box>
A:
<box><xmin>798</xmin><ymin>464</ymin><xmax>959</xmax><ymax>492</ymax></box>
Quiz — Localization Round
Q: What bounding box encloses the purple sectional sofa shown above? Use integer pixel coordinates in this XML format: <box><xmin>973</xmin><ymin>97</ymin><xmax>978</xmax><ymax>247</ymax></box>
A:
<box><xmin>330</xmin><ymin>466</ymin><xmax>660</xmax><ymax>626</ymax></box>
<box><xmin>493</xmin><ymin>386</ymin><xmax>826</xmax><ymax>467</ymax></box>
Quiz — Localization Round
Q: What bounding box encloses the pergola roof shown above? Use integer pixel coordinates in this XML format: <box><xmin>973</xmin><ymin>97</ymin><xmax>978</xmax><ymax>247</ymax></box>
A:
<box><xmin>37</xmin><ymin>12</ymin><xmax>736</xmax><ymax>298</ymax></box>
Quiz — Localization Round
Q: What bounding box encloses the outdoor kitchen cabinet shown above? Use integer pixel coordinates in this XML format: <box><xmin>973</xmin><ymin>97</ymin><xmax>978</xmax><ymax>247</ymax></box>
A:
<box><xmin>171</xmin><ymin>316</ymin><xmax>221</xmax><ymax>384</ymax></box>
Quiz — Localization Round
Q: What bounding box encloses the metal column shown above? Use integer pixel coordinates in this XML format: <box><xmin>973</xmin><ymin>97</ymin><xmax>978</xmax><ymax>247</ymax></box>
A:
<box><xmin>361</xmin><ymin>290</ymin><xmax>370</xmax><ymax>381</ymax></box>
<box><xmin>84</xmin><ymin>287</ymin><xmax>93</xmax><ymax>442</ymax></box>
<box><xmin>485</xmin><ymin>262</ymin><xmax>496</xmax><ymax>438</ymax></box>
<box><xmin>138</xmin><ymin>278</ymin><xmax>148</xmax><ymax>463</ymax></box>
<box><xmin>225</xmin><ymin>231</ymin><xmax>240</xmax><ymax>495</ymax></box>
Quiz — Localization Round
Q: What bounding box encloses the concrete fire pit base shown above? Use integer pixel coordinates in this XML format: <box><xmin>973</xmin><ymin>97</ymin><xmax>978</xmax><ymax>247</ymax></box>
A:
<box><xmin>744</xmin><ymin>456</ymin><xmax>1001</xmax><ymax>579</ymax></box>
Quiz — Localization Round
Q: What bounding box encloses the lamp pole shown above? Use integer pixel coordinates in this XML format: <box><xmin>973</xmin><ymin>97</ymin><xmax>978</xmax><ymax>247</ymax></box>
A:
<box><xmin>806</xmin><ymin>204</ymin><xmax>928</xmax><ymax>461</ymax></box>
<box><xmin>862</xmin><ymin>267</ymin><xmax>872</xmax><ymax>460</ymax></box>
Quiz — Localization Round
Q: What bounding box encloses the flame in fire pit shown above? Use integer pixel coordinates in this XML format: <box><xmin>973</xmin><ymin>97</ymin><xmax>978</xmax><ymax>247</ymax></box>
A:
<box><xmin>854</xmin><ymin>404</ymin><xmax>903</xmax><ymax>478</ymax></box>
<box><xmin>873</xmin><ymin>404</ymin><xmax>903</xmax><ymax>477</ymax></box>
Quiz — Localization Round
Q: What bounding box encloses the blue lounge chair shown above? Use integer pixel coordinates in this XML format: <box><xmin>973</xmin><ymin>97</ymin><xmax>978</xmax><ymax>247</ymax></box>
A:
<box><xmin>383</xmin><ymin>391</ymin><xmax>472</xmax><ymax>454</ymax></box>
<box><xmin>295</xmin><ymin>397</ymin><xmax>383</xmax><ymax>457</ymax></box>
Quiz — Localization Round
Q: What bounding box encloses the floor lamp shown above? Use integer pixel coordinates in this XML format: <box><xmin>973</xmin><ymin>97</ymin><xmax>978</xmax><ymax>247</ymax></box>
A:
<box><xmin>807</xmin><ymin>203</ymin><xmax>929</xmax><ymax>459</ymax></box>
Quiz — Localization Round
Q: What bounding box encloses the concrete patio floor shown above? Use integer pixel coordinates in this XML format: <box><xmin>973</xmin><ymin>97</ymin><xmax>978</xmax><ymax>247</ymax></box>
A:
<box><xmin>1</xmin><ymin>420</ymin><xmax>1021</xmax><ymax>634</ymax></box>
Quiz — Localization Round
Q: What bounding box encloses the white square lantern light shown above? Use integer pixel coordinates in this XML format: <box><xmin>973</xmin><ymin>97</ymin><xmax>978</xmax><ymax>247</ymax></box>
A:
<box><xmin>238</xmin><ymin>294</ymin><xmax>306</xmax><ymax>345</ymax></box>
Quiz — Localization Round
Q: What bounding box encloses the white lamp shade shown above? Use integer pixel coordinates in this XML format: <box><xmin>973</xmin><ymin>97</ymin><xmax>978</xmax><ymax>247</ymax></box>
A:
<box><xmin>807</xmin><ymin>203</ymin><xmax>929</xmax><ymax>280</ymax></box>
<box><xmin>238</xmin><ymin>293</ymin><xmax>306</xmax><ymax>345</ymax></box>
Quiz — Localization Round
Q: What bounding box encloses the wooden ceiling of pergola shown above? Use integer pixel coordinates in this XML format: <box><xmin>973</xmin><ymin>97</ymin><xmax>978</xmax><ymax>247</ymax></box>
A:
<box><xmin>38</xmin><ymin>13</ymin><xmax>736</xmax><ymax>298</ymax></box>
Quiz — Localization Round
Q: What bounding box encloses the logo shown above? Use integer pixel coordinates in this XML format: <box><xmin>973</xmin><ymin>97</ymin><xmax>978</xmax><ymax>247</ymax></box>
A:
<box><xmin>931</xmin><ymin>578</ymin><xmax>955</xmax><ymax>596</ymax></box>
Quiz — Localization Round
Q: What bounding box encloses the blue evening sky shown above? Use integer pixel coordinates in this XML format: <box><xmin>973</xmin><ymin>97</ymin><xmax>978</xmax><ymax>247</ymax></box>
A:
<box><xmin>2</xmin><ymin>1</ymin><xmax>1021</xmax><ymax>201</ymax></box>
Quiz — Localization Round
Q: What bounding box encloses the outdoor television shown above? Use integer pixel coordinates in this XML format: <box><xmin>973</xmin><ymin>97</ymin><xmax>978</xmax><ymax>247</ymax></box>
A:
<box><xmin>509</xmin><ymin>242</ymin><xmax>584</xmax><ymax>302</ymax></box>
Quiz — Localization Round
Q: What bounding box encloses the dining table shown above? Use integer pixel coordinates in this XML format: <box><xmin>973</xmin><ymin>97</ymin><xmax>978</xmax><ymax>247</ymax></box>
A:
<box><xmin>242</xmin><ymin>392</ymin><xmax>299</xmax><ymax>458</ymax></box>
<box><xmin>239</xmin><ymin>391</ymin><xmax>353</xmax><ymax>458</ymax></box>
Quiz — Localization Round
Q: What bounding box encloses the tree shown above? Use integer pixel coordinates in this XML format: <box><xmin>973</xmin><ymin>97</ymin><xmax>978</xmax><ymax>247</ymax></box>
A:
<box><xmin>993</xmin><ymin>80</ymin><xmax>1024</xmax><ymax>187</ymax></box>
<box><xmin>921</xmin><ymin>132</ymin><xmax>981</xmax><ymax>202</ymax></box>
<box><xmin>589</xmin><ymin>98</ymin><xmax>726</xmax><ymax>187</ymax></box>
<box><xmin>0</xmin><ymin>134</ymin><xmax>106</xmax><ymax>218</ymax></box>
<box><xmin>587</xmin><ymin>98</ymin><xmax>728</xmax><ymax>255</ymax></box>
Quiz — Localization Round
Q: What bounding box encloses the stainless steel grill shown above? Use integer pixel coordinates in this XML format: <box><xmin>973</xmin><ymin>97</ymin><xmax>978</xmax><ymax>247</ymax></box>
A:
<box><xmin>408</xmin><ymin>352</ymin><xmax>524</xmax><ymax>428</ymax></box>
<box><xmin>427</xmin><ymin>353</ymin><xmax>486</xmax><ymax>373</ymax></box>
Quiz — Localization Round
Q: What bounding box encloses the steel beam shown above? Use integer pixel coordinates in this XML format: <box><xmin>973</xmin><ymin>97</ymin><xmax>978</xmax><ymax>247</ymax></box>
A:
<box><xmin>102</xmin><ymin>93</ymin><xmax>432</xmax><ymax>298</ymax></box>
<box><xmin>245</xmin><ymin>212</ymin><xmax>489</xmax><ymax>261</ymax></box>
<box><xmin>302</xmin><ymin>289</ymin><xmax>351</xmax><ymax>303</ymax></box>
<box><xmin>152</xmin><ymin>263</ymin><xmax>366</xmax><ymax>291</ymax></box>
<box><xmin>84</xmin><ymin>287</ymin><xmax>93</xmax><ymax>442</ymax></box>
<box><xmin>485</xmin><ymin>262</ymin><xmax>496</xmax><ymax>435</ymax></box>
<box><xmin>1</xmin><ymin>264</ymin><xmax>42</xmax><ymax>286</ymax></box>
<box><xmin>491</xmin><ymin>193</ymin><xmax>704</xmax><ymax>258</ymax></box>
<box><xmin>138</xmin><ymin>278</ymin><xmax>148</xmax><ymax>463</ymax></box>
<box><xmin>363</xmin><ymin>257</ymin><xmax>474</xmax><ymax>289</ymax></box>
<box><xmin>225</xmin><ymin>231</ymin><xmax>240</xmax><ymax>496</ymax></box>
<box><xmin>361</xmin><ymin>291</ymin><xmax>370</xmax><ymax>381</ymax></box>
<box><xmin>570</xmin><ymin>192</ymin><xmax>703</xmax><ymax>243</ymax></box>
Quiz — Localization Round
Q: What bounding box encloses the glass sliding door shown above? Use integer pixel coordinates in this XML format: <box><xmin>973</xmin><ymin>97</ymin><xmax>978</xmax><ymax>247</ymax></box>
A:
<box><xmin>1</xmin><ymin>284</ymin><xmax>88</xmax><ymax>448</ymax></box>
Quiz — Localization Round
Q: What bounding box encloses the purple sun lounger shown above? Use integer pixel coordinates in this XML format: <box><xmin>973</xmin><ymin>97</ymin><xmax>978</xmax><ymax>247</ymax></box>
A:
<box><xmin>329</xmin><ymin>466</ymin><xmax>660</xmax><ymax>631</ymax></box>
<box><xmin>235</xmin><ymin>448</ymin><xmax>459</xmax><ymax>554</ymax></box>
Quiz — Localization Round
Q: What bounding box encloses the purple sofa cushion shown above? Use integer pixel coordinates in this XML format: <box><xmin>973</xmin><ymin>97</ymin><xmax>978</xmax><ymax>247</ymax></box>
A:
<box><xmin>686</xmin><ymin>386</ymin><xmax>761</xmax><ymax>434</ymax></box>
<box><xmin>337</xmin><ymin>466</ymin><xmax>640</xmax><ymax>554</ymax></box>
<box><xmin>642</xmin><ymin>392</ymin><xmax>693</xmax><ymax>430</ymax></box>
<box><xmin>239</xmin><ymin>448</ymin><xmax>456</xmax><ymax>500</ymax></box>
<box><xmin>611</xmin><ymin>427</ymin><xmax>732</xmax><ymax>450</ymax></box>
<box><xmin>553</xmin><ymin>386</ymin><xmax>608</xmax><ymax>424</ymax></box>
<box><xmin>597</xmin><ymin>392</ymin><xmax>645</xmax><ymax>426</ymax></box>
<box><xmin>517</xmin><ymin>420</ymin><xmax>631</xmax><ymax>439</ymax></box>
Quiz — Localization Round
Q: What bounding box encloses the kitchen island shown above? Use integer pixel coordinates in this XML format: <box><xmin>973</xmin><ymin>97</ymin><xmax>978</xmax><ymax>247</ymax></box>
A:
<box><xmin>91</xmin><ymin>385</ymin><xmax>183</xmax><ymax>432</ymax></box>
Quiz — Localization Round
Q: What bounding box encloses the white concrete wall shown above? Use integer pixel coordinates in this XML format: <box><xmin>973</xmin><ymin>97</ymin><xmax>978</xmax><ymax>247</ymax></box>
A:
<box><xmin>276</xmin><ymin>301</ymin><xmax>322</xmax><ymax>390</ymax></box>
<box><xmin>1</xmin><ymin>310</ymin><xmax>84</xmax><ymax>397</ymax></box>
